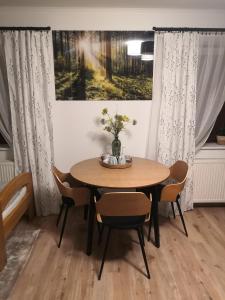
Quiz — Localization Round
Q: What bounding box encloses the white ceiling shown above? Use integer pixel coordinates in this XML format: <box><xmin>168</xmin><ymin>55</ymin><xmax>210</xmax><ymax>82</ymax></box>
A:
<box><xmin>0</xmin><ymin>0</ymin><xmax>225</xmax><ymax>9</ymax></box>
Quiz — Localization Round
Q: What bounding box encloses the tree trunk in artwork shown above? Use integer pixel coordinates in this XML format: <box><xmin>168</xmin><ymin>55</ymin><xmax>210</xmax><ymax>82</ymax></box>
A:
<box><xmin>65</xmin><ymin>31</ymin><xmax>71</xmax><ymax>69</ymax></box>
<box><xmin>52</xmin><ymin>32</ymin><xmax>57</xmax><ymax>61</ymax></box>
<box><xmin>60</xmin><ymin>31</ymin><xmax>64</xmax><ymax>56</ymax></box>
<box><xmin>78</xmin><ymin>51</ymin><xmax>86</xmax><ymax>100</ymax></box>
<box><xmin>105</xmin><ymin>32</ymin><xmax>112</xmax><ymax>81</ymax></box>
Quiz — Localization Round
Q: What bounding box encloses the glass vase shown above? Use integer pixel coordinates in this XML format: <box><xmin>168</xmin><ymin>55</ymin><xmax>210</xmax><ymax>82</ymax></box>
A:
<box><xmin>112</xmin><ymin>136</ymin><xmax>121</xmax><ymax>158</ymax></box>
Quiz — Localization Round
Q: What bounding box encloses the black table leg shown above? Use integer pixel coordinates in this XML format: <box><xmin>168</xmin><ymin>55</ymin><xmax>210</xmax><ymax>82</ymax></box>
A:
<box><xmin>152</xmin><ymin>185</ymin><xmax>160</xmax><ymax>248</ymax></box>
<box><xmin>86</xmin><ymin>188</ymin><xmax>95</xmax><ymax>256</ymax></box>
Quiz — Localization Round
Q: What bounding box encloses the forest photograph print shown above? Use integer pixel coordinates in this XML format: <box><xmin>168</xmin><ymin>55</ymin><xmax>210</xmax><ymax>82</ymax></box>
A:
<box><xmin>53</xmin><ymin>31</ymin><xmax>154</xmax><ymax>100</ymax></box>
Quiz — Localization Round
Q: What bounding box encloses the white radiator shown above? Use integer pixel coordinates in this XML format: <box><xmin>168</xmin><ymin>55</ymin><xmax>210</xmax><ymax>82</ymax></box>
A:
<box><xmin>0</xmin><ymin>161</ymin><xmax>15</xmax><ymax>183</ymax></box>
<box><xmin>193</xmin><ymin>144</ymin><xmax>225</xmax><ymax>203</ymax></box>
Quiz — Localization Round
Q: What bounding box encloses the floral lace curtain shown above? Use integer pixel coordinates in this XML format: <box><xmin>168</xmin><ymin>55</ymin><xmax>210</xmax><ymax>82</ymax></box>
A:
<box><xmin>147</xmin><ymin>31</ymin><xmax>199</xmax><ymax>213</ymax></box>
<box><xmin>2</xmin><ymin>30</ymin><xmax>59</xmax><ymax>216</ymax></box>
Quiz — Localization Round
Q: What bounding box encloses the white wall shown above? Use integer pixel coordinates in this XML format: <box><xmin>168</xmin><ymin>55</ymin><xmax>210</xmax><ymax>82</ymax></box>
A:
<box><xmin>1</xmin><ymin>7</ymin><xmax>225</xmax><ymax>171</ymax></box>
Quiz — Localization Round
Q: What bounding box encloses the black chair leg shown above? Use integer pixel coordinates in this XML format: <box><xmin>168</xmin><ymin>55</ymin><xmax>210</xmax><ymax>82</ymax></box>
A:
<box><xmin>171</xmin><ymin>202</ymin><xmax>176</xmax><ymax>219</ymax></box>
<box><xmin>148</xmin><ymin>205</ymin><xmax>154</xmax><ymax>241</ymax></box>
<box><xmin>96</xmin><ymin>221</ymin><xmax>101</xmax><ymax>234</ymax></box>
<box><xmin>98</xmin><ymin>227</ymin><xmax>111</xmax><ymax>280</ymax></box>
<box><xmin>140</xmin><ymin>225</ymin><xmax>145</xmax><ymax>247</ymax></box>
<box><xmin>58</xmin><ymin>205</ymin><xmax>70</xmax><ymax>248</ymax></box>
<box><xmin>176</xmin><ymin>199</ymin><xmax>188</xmax><ymax>237</ymax></box>
<box><xmin>98</xmin><ymin>223</ymin><xmax>105</xmax><ymax>245</ymax></box>
<box><xmin>56</xmin><ymin>203</ymin><xmax>64</xmax><ymax>227</ymax></box>
<box><xmin>137</xmin><ymin>228</ymin><xmax>150</xmax><ymax>279</ymax></box>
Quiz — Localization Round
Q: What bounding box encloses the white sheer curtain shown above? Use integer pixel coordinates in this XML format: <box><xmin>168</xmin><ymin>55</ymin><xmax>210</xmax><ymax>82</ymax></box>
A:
<box><xmin>0</xmin><ymin>37</ymin><xmax>12</xmax><ymax>146</ymax></box>
<box><xmin>2</xmin><ymin>30</ymin><xmax>59</xmax><ymax>216</ymax></box>
<box><xmin>195</xmin><ymin>33</ymin><xmax>225</xmax><ymax>152</ymax></box>
<box><xmin>146</xmin><ymin>31</ymin><xmax>199</xmax><ymax>213</ymax></box>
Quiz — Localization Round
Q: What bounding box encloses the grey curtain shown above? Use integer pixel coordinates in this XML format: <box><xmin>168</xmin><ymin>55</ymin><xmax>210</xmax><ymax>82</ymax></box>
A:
<box><xmin>0</xmin><ymin>36</ymin><xmax>12</xmax><ymax>146</ymax></box>
<box><xmin>195</xmin><ymin>33</ymin><xmax>225</xmax><ymax>152</ymax></box>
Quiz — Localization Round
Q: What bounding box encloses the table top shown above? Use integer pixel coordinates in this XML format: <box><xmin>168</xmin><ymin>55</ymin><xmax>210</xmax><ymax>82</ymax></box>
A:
<box><xmin>70</xmin><ymin>157</ymin><xmax>170</xmax><ymax>189</ymax></box>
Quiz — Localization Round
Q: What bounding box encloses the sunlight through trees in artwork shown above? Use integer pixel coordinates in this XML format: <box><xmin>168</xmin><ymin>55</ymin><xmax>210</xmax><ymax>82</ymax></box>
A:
<box><xmin>53</xmin><ymin>31</ymin><xmax>154</xmax><ymax>100</ymax></box>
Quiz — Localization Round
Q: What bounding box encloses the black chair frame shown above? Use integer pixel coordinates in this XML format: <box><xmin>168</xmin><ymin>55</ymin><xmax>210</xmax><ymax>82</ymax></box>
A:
<box><xmin>148</xmin><ymin>193</ymin><xmax>188</xmax><ymax>240</ymax></box>
<box><xmin>56</xmin><ymin>196</ymin><xmax>74</xmax><ymax>248</ymax></box>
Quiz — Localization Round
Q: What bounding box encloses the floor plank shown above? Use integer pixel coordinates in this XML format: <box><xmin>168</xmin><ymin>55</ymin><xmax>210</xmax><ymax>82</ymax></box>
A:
<box><xmin>8</xmin><ymin>207</ymin><xmax>225</xmax><ymax>300</ymax></box>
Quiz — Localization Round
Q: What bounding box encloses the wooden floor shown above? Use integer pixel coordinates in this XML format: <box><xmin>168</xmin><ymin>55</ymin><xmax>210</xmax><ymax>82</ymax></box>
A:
<box><xmin>9</xmin><ymin>207</ymin><xmax>225</xmax><ymax>300</ymax></box>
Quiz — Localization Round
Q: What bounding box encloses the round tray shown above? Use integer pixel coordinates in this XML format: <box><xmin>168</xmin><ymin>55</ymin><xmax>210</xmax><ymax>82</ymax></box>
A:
<box><xmin>99</xmin><ymin>159</ymin><xmax>132</xmax><ymax>169</ymax></box>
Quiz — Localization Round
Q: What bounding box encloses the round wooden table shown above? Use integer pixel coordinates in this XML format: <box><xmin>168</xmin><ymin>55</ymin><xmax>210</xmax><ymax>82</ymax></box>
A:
<box><xmin>70</xmin><ymin>157</ymin><xmax>170</xmax><ymax>255</ymax></box>
<box><xmin>70</xmin><ymin>157</ymin><xmax>169</xmax><ymax>189</ymax></box>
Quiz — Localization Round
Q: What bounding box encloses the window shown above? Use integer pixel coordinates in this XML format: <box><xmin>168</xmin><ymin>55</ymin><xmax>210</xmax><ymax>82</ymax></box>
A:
<box><xmin>207</xmin><ymin>101</ymin><xmax>225</xmax><ymax>142</ymax></box>
<box><xmin>0</xmin><ymin>132</ymin><xmax>7</xmax><ymax>145</ymax></box>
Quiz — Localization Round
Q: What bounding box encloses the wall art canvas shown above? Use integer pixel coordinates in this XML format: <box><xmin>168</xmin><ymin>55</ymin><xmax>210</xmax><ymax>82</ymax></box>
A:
<box><xmin>53</xmin><ymin>31</ymin><xmax>154</xmax><ymax>100</ymax></box>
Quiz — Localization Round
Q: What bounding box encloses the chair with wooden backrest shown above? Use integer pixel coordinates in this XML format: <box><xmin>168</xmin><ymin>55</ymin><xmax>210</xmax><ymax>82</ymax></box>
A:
<box><xmin>52</xmin><ymin>166</ymin><xmax>91</xmax><ymax>248</ymax></box>
<box><xmin>148</xmin><ymin>160</ymin><xmax>189</xmax><ymax>240</ymax></box>
<box><xmin>0</xmin><ymin>172</ymin><xmax>34</xmax><ymax>271</ymax></box>
<box><xmin>96</xmin><ymin>192</ymin><xmax>151</xmax><ymax>280</ymax></box>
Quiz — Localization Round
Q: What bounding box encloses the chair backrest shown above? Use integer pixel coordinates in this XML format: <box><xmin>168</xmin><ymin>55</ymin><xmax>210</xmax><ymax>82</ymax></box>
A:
<box><xmin>169</xmin><ymin>160</ymin><xmax>188</xmax><ymax>183</ymax></box>
<box><xmin>52</xmin><ymin>166</ymin><xmax>69</xmax><ymax>197</ymax></box>
<box><xmin>52</xmin><ymin>166</ymin><xmax>90</xmax><ymax>206</ymax></box>
<box><xmin>52</xmin><ymin>166</ymin><xmax>68</xmax><ymax>183</ymax></box>
<box><xmin>96</xmin><ymin>192</ymin><xmax>151</xmax><ymax>218</ymax></box>
<box><xmin>160</xmin><ymin>161</ymin><xmax>188</xmax><ymax>202</ymax></box>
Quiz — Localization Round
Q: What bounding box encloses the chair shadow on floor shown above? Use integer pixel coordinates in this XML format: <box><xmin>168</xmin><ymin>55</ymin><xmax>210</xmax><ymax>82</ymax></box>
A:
<box><xmin>167</xmin><ymin>216</ymin><xmax>189</xmax><ymax>236</ymax></box>
<box><xmin>92</xmin><ymin>229</ymin><xmax>149</xmax><ymax>278</ymax></box>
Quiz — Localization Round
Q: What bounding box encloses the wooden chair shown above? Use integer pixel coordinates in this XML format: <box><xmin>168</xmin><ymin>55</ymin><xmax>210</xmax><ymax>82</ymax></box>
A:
<box><xmin>96</xmin><ymin>192</ymin><xmax>151</xmax><ymax>280</ymax></box>
<box><xmin>0</xmin><ymin>172</ymin><xmax>34</xmax><ymax>271</ymax></box>
<box><xmin>148</xmin><ymin>160</ymin><xmax>189</xmax><ymax>240</ymax></box>
<box><xmin>52</xmin><ymin>166</ymin><xmax>91</xmax><ymax>248</ymax></box>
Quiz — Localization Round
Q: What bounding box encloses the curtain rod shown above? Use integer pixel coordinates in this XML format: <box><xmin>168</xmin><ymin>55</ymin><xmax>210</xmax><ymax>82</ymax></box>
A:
<box><xmin>0</xmin><ymin>26</ymin><xmax>51</xmax><ymax>31</ymax></box>
<box><xmin>153</xmin><ymin>27</ymin><xmax>225</xmax><ymax>32</ymax></box>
